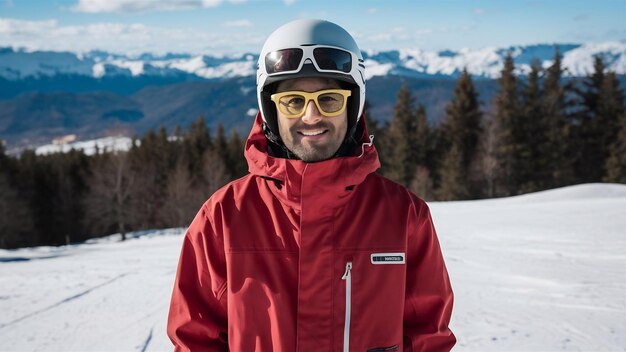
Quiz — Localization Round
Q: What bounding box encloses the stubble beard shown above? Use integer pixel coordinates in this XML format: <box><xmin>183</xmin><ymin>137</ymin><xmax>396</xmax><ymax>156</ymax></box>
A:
<box><xmin>282</xmin><ymin>122</ymin><xmax>343</xmax><ymax>162</ymax></box>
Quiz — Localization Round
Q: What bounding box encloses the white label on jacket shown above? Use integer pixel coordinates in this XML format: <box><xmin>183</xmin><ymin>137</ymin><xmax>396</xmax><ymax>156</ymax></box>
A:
<box><xmin>370</xmin><ymin>253</ymin><xmax>405</xmax><ymax>264</ymax></box>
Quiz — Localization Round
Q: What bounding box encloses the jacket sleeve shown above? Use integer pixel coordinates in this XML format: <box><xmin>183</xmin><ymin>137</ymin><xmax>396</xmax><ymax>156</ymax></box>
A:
<box><xmin>167</xmin><ymin>204</ymin><xmax>229</xmax><ymax>351</ymax></box>
<box><xmin>403</xmin><ymin>196</ymin><xmax>456</xmax><ymax>351</ymax></box>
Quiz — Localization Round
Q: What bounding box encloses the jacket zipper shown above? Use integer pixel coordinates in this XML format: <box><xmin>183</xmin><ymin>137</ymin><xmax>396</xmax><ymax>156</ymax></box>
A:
<box><xmin>341</xmin><ymin>261</ymin><xmax>353</xmax><ymax>352</ymax></box>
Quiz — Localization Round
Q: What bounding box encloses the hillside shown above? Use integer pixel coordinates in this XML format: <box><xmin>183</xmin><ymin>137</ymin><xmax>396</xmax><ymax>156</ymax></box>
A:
<box><xmin>1</xmin><ymin>183</ymin><xmax>625</xmax><ymax>350</ymax></box>
<box><xmin>0</xmin><ymin>75</ymin><xmax>501</xmax><ymax>150</ymax></box>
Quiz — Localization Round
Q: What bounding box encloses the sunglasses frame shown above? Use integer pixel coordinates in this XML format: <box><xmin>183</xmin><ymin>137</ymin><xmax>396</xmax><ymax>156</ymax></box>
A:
<box><xmin>264</xmin><ymin>45</ymin><xmax>357</xmax><ymax>77</ymax></box>
<box><xmin>270</xmin><ymin>89</ymin><xmax>352</xmax><ymax>119</ymax></box>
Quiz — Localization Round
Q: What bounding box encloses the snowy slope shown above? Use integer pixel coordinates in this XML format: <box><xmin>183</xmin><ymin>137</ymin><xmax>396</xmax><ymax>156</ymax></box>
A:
<box><xmin>2</xmin><ymin>42</ymin><xmax>626</xmax><ymax>80</ymax></box>
<box><xmin>0</xmin><ymin>183</ymin><xmax>625</xmax><ymax>351</ymax></box>
<box><xmin>431</xmin><ymin>183</ymin><xmax>626</xmax><ymax>350</ymax></box>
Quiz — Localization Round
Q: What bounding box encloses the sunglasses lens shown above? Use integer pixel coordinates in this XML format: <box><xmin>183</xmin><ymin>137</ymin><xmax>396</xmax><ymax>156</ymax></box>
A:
<box><xmin>318</xmin><ymin>92</ymin><xmax>345</xmax><ymax>113</ymax></box>
<box><xmin>272</xmin><ymin>90</ymin><xmax>350</xmax><ymax>118</ymax></box>
<box><xmin>277</xmin><ymin>94</ymin><xmax>306</xmax><ymax>116</ymax></box>
<box><xmin>265</xmin><ymin>49</ymin><xmax>304</xmax><ymax>74</ymax></box>
<box><xmin>313</xmin><ymin>48</ymin><xmax>352</xmax><ymax>73</ymax></box>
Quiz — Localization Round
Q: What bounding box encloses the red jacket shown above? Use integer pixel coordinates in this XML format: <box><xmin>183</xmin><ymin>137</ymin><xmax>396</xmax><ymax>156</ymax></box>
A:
<box><xmin>168</xmin><ymin>114</ymin><xmax>455</xmax><ymax>351</ymax></box>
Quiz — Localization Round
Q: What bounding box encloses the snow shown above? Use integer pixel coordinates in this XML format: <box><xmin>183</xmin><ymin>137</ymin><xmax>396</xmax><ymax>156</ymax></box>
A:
<box><xmin>167</xmin><ymin>55</ymin><xmax>206</xmax><ymax>73</ymax></box>
<box><xmin>562</xmin><ymin>42</ymin><xmax>626</xmax><ymax>77</ymax></box>
<box><xmin>91</xmin><ymin>62</ymin><xmax>106</xmax><ymax>78</ymax></box>
<box><xmin>35</xmin><ymin>136</ymin><xmax>135</xmax><ymax>156</ymax></box>
<box><xmin>0</xmin><ymin>183</ymin><xmax>625</xmax><ymax>351</ymax></box>
<box><xmin>192</xmin><ymin>60</ymin><xmax>256</xmax><ymax>79</ymax></box>
<box><xmin>108</xmin><ymin>59</ymin><xmax>145</xmax><ymax>76</ymax></box>
<box><xmin>431</xmin><ymin>183</ymin><xmax>626</xmax><ymax>350</ymax></box>
<box><xmin>363</xmin><ymin>59</ymin><xmax>393</xmax><ymax>80</ymax></box>
<box><xmin>246</xmin><ymin>108</ymin><xmax>258</xmax><ymax>117</ymax></box>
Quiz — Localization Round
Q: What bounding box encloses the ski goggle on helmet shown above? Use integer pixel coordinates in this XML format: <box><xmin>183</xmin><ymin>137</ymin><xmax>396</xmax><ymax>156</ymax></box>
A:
<box><xmin>256</xmin><ymin>19</ymin><xmax>366</xmax><ymax>136</ymax></box>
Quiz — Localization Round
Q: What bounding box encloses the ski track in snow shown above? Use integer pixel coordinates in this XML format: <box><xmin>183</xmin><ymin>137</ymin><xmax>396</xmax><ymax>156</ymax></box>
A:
<box><xmin>0</xmin><ymin>184</ymin><xmax>625</xmax><ymax>351</ymax></box>
<box><xmin>139</xmin><ymin>327</ymin><xmax>154</xmax><ymax>352</ymax></box>
<box><xmin>0</xmin><ymin>272</ymin><xmax>130</xmax><ymax>330</ymax></box>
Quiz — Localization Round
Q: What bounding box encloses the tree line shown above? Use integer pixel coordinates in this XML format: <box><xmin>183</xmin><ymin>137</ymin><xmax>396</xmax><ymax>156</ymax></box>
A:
<box><xmin>0</xmin><ymin>120</ymin><xmax>246</xmax><ymax>249</ymax></box>
<box><xmin>372</xmin><ymin>51</ymin><xmax>626</xmax><ymax>201</ymax></box>
<box><xmin>1</xmin><ymin>50</ymin><xmax>625</xmax><ymax>248</ymax></box>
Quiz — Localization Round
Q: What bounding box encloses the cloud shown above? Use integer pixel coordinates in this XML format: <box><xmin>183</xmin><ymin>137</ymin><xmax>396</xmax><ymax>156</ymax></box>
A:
<box><xmin>473</xmin><ymin>8</ymin><xmax>485</xmax><ymax>15</ymax></box>
<box><xmin>72</xmin><ymin>0</ymin><xmax>199</xmax><ymax>13</ymax></box>
<box><xmin>3</xmin><ymin>0</ymin><xmax>14</xmax><ymax>8</ymax></box>
<box><xmin>357</xmin><ymin>24</ymin><xmax>479</xmax><ymax>49</ymax></box>
<box><xmin>415</xmin><ymin>28</ymin><xmax>434</xmax><ymax>37</ymax></box>
<box><xmin>223</xmin><ymin>19</ymin><xmax>253</xmax><ymax>28</ymax></box>
<box><xmin>201</xmin><ymin>0</ymin><xmax>223</xmax><ymax>7</ymax></box>
<box><xmin>71</xmin><ymin>0</ymin><xmax>245</xmax><ymax>13</ymax></box>
<box><xmin>0</xmin><ymin>18</ymin><xmax>265</xmax><ymax>54</ymax></box>
<box><xmin>0</xmin><ymin>18</ymin><xmax>58</xmax><ymax>34</ymax></box>
<box><xmin>367</xmin><ymin>8</ymin><xmax>379</xmax><ymax>14</ymax></box>
<box><xmin>283</xmin><ymin>0</ymin><xmax>296</xmax><ymax>6</ymax></box>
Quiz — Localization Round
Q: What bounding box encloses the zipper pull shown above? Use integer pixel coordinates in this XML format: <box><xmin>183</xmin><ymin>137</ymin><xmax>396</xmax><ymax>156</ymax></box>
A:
<box><xmin>342</xmin><ymin>261</ymin><xmax>352</xmax><ymax>280</ymax></box>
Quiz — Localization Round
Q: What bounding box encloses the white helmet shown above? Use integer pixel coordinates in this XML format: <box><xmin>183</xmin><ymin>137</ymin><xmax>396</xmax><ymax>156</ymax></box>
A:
<box><xmin>256</xmin><ymin>19</ymin><xmax>366</xmax><ymax>139</ymax></box>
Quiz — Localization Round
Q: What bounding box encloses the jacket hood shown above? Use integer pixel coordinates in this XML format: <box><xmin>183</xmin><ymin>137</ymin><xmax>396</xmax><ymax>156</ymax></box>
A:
<box><xmin>244</xmin><ymin>112</ymin><xmax>380</xmax><ymax>206</ymax></box>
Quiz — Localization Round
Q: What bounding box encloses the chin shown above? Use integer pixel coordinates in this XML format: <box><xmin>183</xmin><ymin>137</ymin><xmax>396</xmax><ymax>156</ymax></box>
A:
<box><xmin>292</xmin><ymin>147</ymin><xmax>337</xmax><ymax>162</ymax></box>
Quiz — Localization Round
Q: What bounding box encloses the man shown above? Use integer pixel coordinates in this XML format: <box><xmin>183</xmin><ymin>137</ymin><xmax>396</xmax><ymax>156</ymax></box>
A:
<box><xmin>168</xmin><ymin>19</ymin><xmax>455</xmax><ymax>351</ymax></box>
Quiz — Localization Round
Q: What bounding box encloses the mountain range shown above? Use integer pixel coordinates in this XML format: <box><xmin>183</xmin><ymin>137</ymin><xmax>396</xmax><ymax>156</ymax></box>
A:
<box><xmin>3</xmin><ymin>42</ymin><xmax>626</xmax><ymax>81</ymax></box>
<box><xmin>1</xmin><ymin>42</ymin><xmax>625</xmax><ymax>151</ymax></box>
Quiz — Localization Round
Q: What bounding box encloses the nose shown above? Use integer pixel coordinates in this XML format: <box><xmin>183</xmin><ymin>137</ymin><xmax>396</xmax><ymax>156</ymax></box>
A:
<box><xmin>300</xmin><ymin>100</ymin><xmax>323</xmax><ymax>124</ymax></box>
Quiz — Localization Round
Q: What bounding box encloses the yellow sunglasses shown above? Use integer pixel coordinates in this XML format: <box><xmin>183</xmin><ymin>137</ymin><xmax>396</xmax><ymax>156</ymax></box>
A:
<box><xmin>270</xmin><ymin>89</ymin><xmax>352</xmax><ymax>118</ymax></box>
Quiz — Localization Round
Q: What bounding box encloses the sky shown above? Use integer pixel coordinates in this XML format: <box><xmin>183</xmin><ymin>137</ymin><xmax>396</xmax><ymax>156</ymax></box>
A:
<box><xmin>1</xmin><ymin>0</ymin><xmax>625</xmax><ymax>55</ymax></box>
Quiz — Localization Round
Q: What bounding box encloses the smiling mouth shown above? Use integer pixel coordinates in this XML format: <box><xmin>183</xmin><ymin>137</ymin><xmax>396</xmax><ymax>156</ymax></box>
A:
<box><xmin>298</xmin><ymin>130</ymin><xmax>328</xmax><ymax>136</ymax></box>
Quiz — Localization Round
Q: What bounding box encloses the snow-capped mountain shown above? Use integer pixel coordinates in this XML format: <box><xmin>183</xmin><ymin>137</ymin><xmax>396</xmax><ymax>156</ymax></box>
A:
<box><xmin>2</xmin><ymin>42</ymin><xmax>626</xmax><ymax>81</ymax></box>
<box><xmin>34</xmin><ymin>136</ymin><xmax>135</xmax><ymax>156</ymax></box>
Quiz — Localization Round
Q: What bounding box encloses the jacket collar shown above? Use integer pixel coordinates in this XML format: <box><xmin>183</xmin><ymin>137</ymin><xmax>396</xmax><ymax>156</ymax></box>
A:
<box><xmin>244</xmin><ymin>113</ymin><xmax>380</xmax><ymax>206</ymax></box>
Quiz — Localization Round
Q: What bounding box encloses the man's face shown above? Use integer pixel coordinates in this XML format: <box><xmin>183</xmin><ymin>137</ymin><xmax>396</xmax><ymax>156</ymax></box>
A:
<box><xmin>275</xmin><ymin>77</ymin><xmax>348</xmax><ymax>162</ymax></box>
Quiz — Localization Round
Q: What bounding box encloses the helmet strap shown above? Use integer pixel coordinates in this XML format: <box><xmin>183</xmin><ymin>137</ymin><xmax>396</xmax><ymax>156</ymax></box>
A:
<box><xmin>263</xmin><ymin>122</ymin><xmax>297</xmax><ymax>159</ymax></box>
<box><xmin>333</xmin><ymin>120</ymin><xmax>362</xmax><ymax>158</ymax></box>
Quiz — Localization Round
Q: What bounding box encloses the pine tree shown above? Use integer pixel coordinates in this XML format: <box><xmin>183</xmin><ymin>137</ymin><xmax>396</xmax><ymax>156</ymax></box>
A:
<box><xmin>0</xmin><ymin>173</ymin><xmax>34</xmax><ymax>248</ymax></box>
<box><xmin>386</xmin><ymin>85</ymin><xmax>417</xmax><ymax>186</ymax></box>
<box><xmin>414</xmin><ymin>104</ymin><xmax>429</xmax><ymax>166</ymax></box>
<box><xmin>12</xmin><ymin>150</ymin><xmax>39</xmax><ymax>245</ymax></box>
<box><xmin>130</xmin><ymin>127</ymin><xmax>171</xmax><ymax>228</ymax></box>
<box><xmin>492</xmin><ymin>53</ymin><xmax>521</xmax><ymax>196</ymax></box>
<box><xmin>184</xmin><ymin>116</ymin><xmax>212</xmax><ymax>179</ymax></box>
<box><xmin>541</xmin><ymin>48</ymin><xmax>574</xmax><ymax>188</ymax></box>
<box><xmin>50</xmin><ymin>150</ymin><xmax>90</xmax><ymax>244</ymax></box>
<box><xmin>436</xmin><ymin>69</ymin><xmax>483</xmax><ymax>199</ymax></box>
<box><xmin>201</xmin><ymin>148</ymin><xmax>230</xmax><ymax>197</ymax></box>
<box><xmin>519</xmin><ymin>60</ymin><xmax>545</xmax><ymax>193</ymax></box>
<box><xmin>408</xmin><ymin>104</ymin><xmax>434</xmax><ymax>198</ymax></box>
<box><xmin>214</xmin><ymin>123</ymin><xmax>230</xmax><ymax>171</ymax></box>
<box><xmin>227</xmin><ymin>129</ymin><xmax>247</xmax><ymax>178</ymax></box>
<box><xmin>597</xmin><ymin>72</ymin><xmax>626</xmax><ymax>177</ymax></box>
<box><xmin>159</xmin><ymin>159</ymin><xmax>198</xmax><ymax>228</ymax></box>
<box><xmin>0</xmin><ymin>142</ymin><xmax>9</xmax><ymax>172</ymax></box>
<box><xmin>605</xmin><ymin>113</ymin><xmax>626</xmax><ymax>183</ymax></box>
<box><xmin>436</xmin><ymin>144</ymin><xmax>468</xmax><ymax>200</ymax></box>
<box><xmin>474</xmin><ymin>115</ymin><xmax>498</xmax><ymax>198</ymax></box>
<box><xmin>0</xmin><ymin>145</ymin><xmax>33</xmax><ymax>248</ymax></box>
<box><xmin>574</xmin><ymin>55</ymin><xmax>607</xmax><ymax>182</ymax></box>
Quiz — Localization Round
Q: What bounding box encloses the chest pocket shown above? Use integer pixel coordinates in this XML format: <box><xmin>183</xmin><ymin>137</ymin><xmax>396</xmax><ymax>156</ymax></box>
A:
<box><xmin>335</xmin><ymin>250</ymin><xmax>406</xmax><ymax>351</ymax></box>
